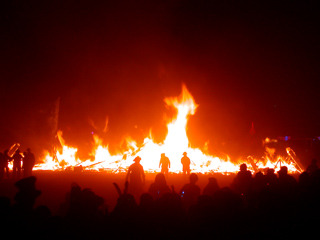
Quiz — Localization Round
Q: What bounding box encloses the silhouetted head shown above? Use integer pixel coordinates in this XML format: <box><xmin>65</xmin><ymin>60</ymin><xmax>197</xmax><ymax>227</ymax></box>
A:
<box><xmin>26</xmin><ymin>148</ymin><xmax>31</xmax><ymax>152</ymax></box>
<box><xmin>311</xmin><ymin>159</ymin><xmax>318</xmax><ymax>165</ymax></box>
<box><xmin>255</xmin><ymin>171</ymin><xmax>264</xmax><ymax>179</ymax></box>
<box><xmin>267</xmin><ymin>168</ymin><xmax>275</xmax><ymax>175</ymax></box>
<box><xmin>278</xmin><ymin>166</ymin><xmax>288</xmax><ymax>175</ymax></box>
<box><xmin>208</xmin><ymin>177</ymin><xmax>217</xmax><ymax>185</ymax></box>
<box><xmin>155</xmin><ymin>173</ymin><xmax>166</xmax><ymax>184</ymax></box>
<box><xmin>161</xmin><ymin>153</ymin><xmax>165</xmax><ymax>157</ymax></box>
<box><xmin>15</xmin><ymin>176</ymin><xmax>37</xmax><ymax>192</ymax></box>
<box><xmin>240</xmin><ymin>163</ymin><xmax>247</xmax><ymax>171</ymax></box>
<box><xmin>14</xmin><ymin>176</ymin><xmax>41</xmax><ymax>207</ymax></box>
<box><xmin>299</xmin><ymin>171</ymin><xmax>311</xmax><ymax>186</ymax></box>
<box><xmin>70</xmin><ymin>182</ymin><xmax>82</xmax><ymax>198</ymax></box>
<box><xmin>139</xmin><ymin>193</ymin><xmax>153</xmax><ymax>207</ymax></box>
<box><xmin>15</xmin><ymin>149</ymin><xmax>20</xmax><ymax>154</ymax></box>
<box><xmin>116</xmin><ymin>193</ymin><xmax>137</xmax><ymax>209</ymax></box>
<box><xmin>183</xmin><ymin>152</ymin><xmax>187</xmax><ymax>156</ymax></box>
<box><xmin>34</xmin><ymin>205</ymin><xmax>52</xmax><ymax>219</ymax></box>
<box><xmin>189</xmin><ymin>173</ymin><xmax>198</xmax><ymax>184</ymax></box>
<box><xmin>133</xmin><ymin>156</ymin><xmax>141</xmax><ymax>162</ymax></box>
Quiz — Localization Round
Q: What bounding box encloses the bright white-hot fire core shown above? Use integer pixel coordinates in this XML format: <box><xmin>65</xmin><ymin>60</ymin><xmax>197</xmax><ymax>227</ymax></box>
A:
<box><xmin>34</xmin><ymin>85</ymin><xmax>303</xmax><ymax>174</ymax></box>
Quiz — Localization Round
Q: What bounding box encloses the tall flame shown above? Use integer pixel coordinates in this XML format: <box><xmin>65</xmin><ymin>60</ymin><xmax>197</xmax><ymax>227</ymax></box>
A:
<box><xmin>35</xmin><ymin>85</ymin><xmax>303</xmax><ymax>174</ymax></box>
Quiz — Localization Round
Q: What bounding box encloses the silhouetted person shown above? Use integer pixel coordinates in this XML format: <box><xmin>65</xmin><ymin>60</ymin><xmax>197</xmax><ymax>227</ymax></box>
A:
<box><xmin>138</xmin><ymin>193</ymin><xmax>156</xmax><ymax>234</ymax></box>
<box><xmin>179</xmin><ymin>173</ymin><xmax>201</xmax><ymax>211</ymax></box>
<box><xmin>12</xmin><ymin>149</ymin><xmax>23</xmax><ymax>179</ymax></box>
<box><xmin>276</xmin><ymin>166</ymin><xmax>298</xmax><ymax>222</ymax></box>
<box><xmin>159</xmin><ymin>153</ymin><xmax>170</xmax><ymax>176</ymax></box>
<box><xmin>202</xmin><ymin>177</ymin><xmax>220</xmax><ymax>196</ymax></box>
<box><xmin>306</xmin><ymin>159</ymin><xmax>318</xmax><ymax>177</ymax></box>
<box><xmin>232</xmin><ymin>163</ymin><xmax>253</xmax><ymax>195</ymax></box>
<box><xmin>126</xmin><ymin>156</ymin><xmax>145</xmax><ymax>199</ymax></box>
<box><xmin>211</xmin><ymin>186</ymin><xmax>242</xmax><ymax>231</ymax></box>
<box><xmin>3</xmin><ymin>150</ymin><xmax>11</xmax><ymax>179</ymax></box>
<box><xmin>139</xmin><ymin>193</ymin><xmax>154</xmax><ymax>212</ymax></box>
<box><xmin>111</xmin><ymin>181</ymin><xmax>139</xmax><ymax>237</ymax></box>
<box><xmin>252</xmin><ymin>171</ymin><xmax>266</xmax><ymax>191</ymax></box>
<box><xmin>266</xmin><ymin>168</ymin><xmax>278</xmax><ymax>187</ymax></box>
<box><xmin>13</xmin><ymin>176</ymin><xmax>41</xmax><ymax>214</ymax></box>
<box><xmin>148</xmin><ymin>173</ymin><xmax>171</xmax><ymax>200</ymax></box>
<box><xmin>23</xmin><ymin>148</ymin><xmax>35</xmax><ymax>177</ymax></box>
<box><xmin>181</xmin><ymin>152</ymin><xmax>191</xmax><ymax>175</ymax></box>
<box><xmin>67</xmin><ymin>183</ymin><xmax>104</xmax><ymax>221</ymax></box>
<box><xmin>277</xmin><ymin>166</ymin><xmax>297</xmax><ymax>189</ymax></box>
<box><xmin>298</xmin><ymin>171</ymin><xmax>312</xmax><ymax>191</ymax></box>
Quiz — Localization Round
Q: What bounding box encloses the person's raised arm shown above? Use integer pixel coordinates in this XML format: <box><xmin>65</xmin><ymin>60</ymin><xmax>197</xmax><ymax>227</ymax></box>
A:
<box><xmin>125</xmin><ymin>168</ymin><xmax>130</xmax><ymax>182</ymax></box>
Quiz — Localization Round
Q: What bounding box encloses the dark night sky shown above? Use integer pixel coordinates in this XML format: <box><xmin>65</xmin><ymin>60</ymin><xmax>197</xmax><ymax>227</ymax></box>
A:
<box><xmin>0</xmin><ymin>0</ymin><xmax>319</xmax><ymax>160</ymax></box>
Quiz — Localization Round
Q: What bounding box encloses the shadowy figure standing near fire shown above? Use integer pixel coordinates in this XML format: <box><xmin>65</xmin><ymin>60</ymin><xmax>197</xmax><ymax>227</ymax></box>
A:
<box><xmin>126</xmin><ymin>156</ymin><xmax>145</xmax><ymax>200</ymax></box>
<box><xmin>231</xmin><ymin>163</ymin><xmax>253</xmax><ymax>195</ymax></box>
<box><xmin>179</xmin><ymin>173</ymin><xmax>201</xmax><ymax>211</ymax></box>
<box><xmin>202</xmin><ymin>177</ymin><xmax>220</xmax><ymax>197</ymax></box>
<box><xmin>277</xmin><ymin>166</ymin><xmax>297</xmax><ymax>191</ymax></box>
<box><xmin>0</xmin><ymin>151</ymin><xmax>11</xmax><ymax>180</ymax></box>
<box><xmin>306</xmin><ymin>159</ymin><xmax>318</xmax><ymax>177</ymax></box>
<box><xmin>3</xmin><ymin>150</ymin><xmax>11</xmax><ymax>179</ymax></box>
<box><xmin>14</xmin><ymin>176</ymin><xmax>42</xmax><ymax>213</ymax></box>
<box><xmin>23</xmin><ymin>148</ymin><xmax>35</xmax><ymax>177</ymax></box>
<box><xmin>12</xmin><ymin>149</ymin><xmax>23</xmax><ymax>179</ymax></box>
<box><xmin>159</xmin><ymin>153</ymin><xmax>170</xmax><ymax>176</ymax></box>
<box><xmin>181</xmin><ymin>152</ymin><xmax>191</xmax><ymax>175</ymax></box>
<box><xmin>148</xmin><ymin>173</ymin><xmax>171</xmax><ymax>200</ymax></box>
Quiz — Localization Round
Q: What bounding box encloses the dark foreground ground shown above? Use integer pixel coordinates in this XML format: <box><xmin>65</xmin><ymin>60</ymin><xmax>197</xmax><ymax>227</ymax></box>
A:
<box><xmin>0</xmin><ymin>170</ymin><xmax>239</xmax><ymax>214</ymax></box>
<box><xmin>1</xmin><ymin>170</ymin><xmax>316</xmax><ymax>239</ymax></box>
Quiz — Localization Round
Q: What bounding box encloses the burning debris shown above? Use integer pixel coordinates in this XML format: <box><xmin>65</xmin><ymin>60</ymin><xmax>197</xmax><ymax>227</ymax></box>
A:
<box><xmin>33</xmin><ymin>85</ymin><xmax>304</xmax><ymax>174</ymax></box>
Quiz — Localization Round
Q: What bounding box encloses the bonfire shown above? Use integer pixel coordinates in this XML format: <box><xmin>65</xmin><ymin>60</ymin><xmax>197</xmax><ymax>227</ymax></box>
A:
<box><xmin>32</xmin><ymin>85</ymin><xmax>303</xmax><ymax>174</ymax></box>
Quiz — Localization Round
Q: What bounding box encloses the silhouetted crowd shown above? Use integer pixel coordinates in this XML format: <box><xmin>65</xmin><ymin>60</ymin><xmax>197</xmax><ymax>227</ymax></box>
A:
<box><xmin>0</xmin><ymin>148</ymin><xmax>35</xmax><ymax>179</ymax></box>
<box><xmin>1</xmin><ymin>160</ymin><xmax>320</xmax><ymax>239</ymax></box>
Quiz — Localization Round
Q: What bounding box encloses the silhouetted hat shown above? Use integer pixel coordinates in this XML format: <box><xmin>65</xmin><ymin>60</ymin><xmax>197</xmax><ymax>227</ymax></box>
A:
<box><xmin>133</xmin><ymin>156</ymin><xmax>141</xmax><ymax>162</ymax></box>
<box><xmin>183</xmin><ymin>152</ymin><xmax>187</xmax><ymax>156</ymax></box>
<box><xmin>14</xmin><ymin>176</ymin><xmax>41</xmax><ymax>198</ymax></box>
<box><xmin>15</xmin><ymin>176</ymin><xmax>37</xmax><ymax>191</ymax></box>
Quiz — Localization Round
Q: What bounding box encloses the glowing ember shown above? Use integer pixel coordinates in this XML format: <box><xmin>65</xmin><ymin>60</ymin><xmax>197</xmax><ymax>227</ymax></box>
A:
<box><xmin>35</xmin><ymin>85</ymin><xmax>303</xmax><ymax>174</ymax></box>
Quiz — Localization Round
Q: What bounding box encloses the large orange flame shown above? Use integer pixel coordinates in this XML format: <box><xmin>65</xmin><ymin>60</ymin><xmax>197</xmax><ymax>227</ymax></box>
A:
<box><xmin>35</xmin><ymin>85</ymin><xmax>303</xmax><ymax>174</ymax></box>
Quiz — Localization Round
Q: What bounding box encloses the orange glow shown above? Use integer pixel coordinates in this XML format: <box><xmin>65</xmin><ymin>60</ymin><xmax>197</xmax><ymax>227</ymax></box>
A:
<box><xmin>34</xmin><ymin>85</ymin><xmax>303</xmax><ymax>174</ymax></box>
